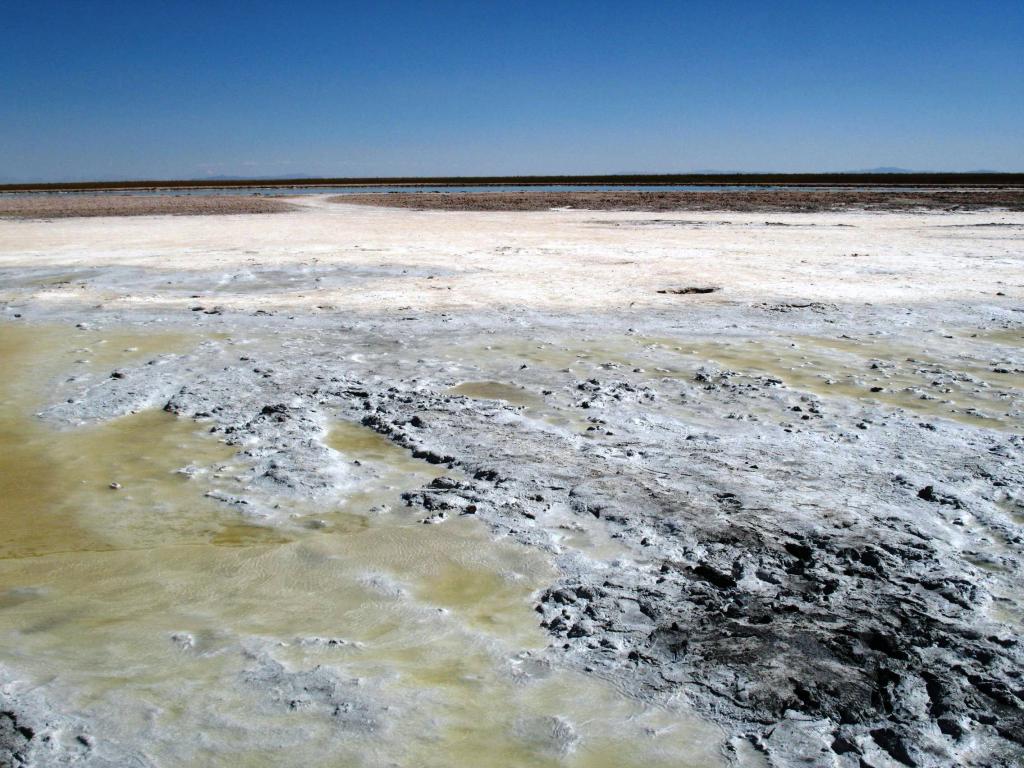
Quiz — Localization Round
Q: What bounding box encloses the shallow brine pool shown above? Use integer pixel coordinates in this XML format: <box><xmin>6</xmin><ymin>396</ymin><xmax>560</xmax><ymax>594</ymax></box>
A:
<box><xmin>0</xmin><ymin>324</ymin><xmax>726</xmax><ymax>767</ymax></box>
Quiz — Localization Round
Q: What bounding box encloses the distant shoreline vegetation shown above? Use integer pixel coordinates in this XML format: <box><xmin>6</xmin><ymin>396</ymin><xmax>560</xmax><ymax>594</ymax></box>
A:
<box><xmin>3</xmin><ymin>172</ymin><xmax>1023</xmax><ymax>193</ymax></box>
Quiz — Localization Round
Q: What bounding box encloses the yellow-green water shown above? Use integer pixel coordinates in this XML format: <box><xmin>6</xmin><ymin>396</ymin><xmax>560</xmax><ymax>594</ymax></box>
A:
<box><xmin>449</xmin><ymin>381</ymin><xmax>546</xmax><ymax>409</ymax></box>
<box><xmin>438</xmin><ymin>331</ymin><xmax>1022</xmax><ymax>431</ymax></box>
<box><xmin>447</xmin><ymin>379</ymin><xmax>595</xmax><ymax>435</ymax></box>
<box><xmin>662</xmin><ymin>334</ymin><xmax>1022</xmax><ymax>430</ymax></box>
<box><xmin>0</xmin><ymin>323</ymin><xmax>725</xmax><ymax>767</ymax></box>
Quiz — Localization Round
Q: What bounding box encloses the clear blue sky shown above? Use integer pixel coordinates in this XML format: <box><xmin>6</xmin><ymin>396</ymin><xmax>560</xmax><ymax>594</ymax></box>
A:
<box><xmin>2</xmin><ymin>1</ymin><xmax>1022</xmax><ymax>181</ymax></box>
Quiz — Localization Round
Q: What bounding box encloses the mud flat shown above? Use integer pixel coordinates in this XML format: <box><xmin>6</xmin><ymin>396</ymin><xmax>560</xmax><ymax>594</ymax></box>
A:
<box><xmin>0</xmin><ymin>194</ymin><xmax>296</xmax><ymax>219</ymax></box>
<box><xmin>332</xmin><ymin>188</ymin><xmax>1024</xmax><ymax>212</ymax></box>
<box><xmin>0</xmin><ymin>195</ymin><xmax>1022</xmax><ymax>767</ymax></box>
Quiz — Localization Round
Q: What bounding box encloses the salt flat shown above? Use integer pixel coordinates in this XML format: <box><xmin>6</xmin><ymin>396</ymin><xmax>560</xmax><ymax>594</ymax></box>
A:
<box><xmin>2</xmin><ymin>197</ymin><xmax>1022</xmax><ymax>311</ymax></box>
<box><xmin>1</xmin><ymin>197</ymin><xmax>1022</xmax><ymax>767</ymax></box>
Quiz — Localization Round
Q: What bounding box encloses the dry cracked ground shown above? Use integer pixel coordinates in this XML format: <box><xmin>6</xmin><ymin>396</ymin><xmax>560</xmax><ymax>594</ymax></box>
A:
<box><xmin>0</xmin><ymin>195</ymin><xmax>1022</xmax><ymax>768</ymax></box>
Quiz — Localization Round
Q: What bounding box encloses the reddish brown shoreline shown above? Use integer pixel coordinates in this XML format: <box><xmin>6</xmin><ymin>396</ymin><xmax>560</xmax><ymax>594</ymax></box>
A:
<box><xmin>0</xmin><ymin>195</ymin><xmax>297</xmax><ymax>219</ymax></box>
<box><xmin>331</xmin><ymin>189</ymin><xmax>1024</xmax><ymax>212</ymax></box>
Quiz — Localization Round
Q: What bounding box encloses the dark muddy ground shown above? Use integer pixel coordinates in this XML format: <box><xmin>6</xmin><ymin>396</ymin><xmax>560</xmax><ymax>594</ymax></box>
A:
<box><xmin>332</xmin><ymin>188</ymin><xmax>1024</xmax><ymax>212</ymax></box>
<box><xmin>0</xmin><ymin>195</ymin><xmax>296</xmax><ymax>219</ymax></box>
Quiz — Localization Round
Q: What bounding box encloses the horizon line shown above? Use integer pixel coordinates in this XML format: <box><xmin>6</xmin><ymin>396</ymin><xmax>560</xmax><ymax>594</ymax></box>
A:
<box><xmin>4</xmin><ymin>171</ymin><xmax>1024</xmax><ymax>192</ymax></box>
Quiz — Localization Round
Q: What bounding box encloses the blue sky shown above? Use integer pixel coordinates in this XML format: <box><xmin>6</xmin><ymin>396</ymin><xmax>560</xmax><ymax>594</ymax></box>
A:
<box><xmin>2</xmin><ymin>1</ymin><xmax>1022</xmax><ymax>181</ymax></box>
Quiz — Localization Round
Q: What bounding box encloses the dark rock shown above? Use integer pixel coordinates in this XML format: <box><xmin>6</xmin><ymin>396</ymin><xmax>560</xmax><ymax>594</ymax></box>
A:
<box><xmin>657</xmin><ymin>286</ymin><xmax>721</xmax><ymax>295</ymax></box>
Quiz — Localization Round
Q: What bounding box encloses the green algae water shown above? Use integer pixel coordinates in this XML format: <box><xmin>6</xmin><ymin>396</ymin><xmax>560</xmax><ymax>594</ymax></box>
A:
<box><xmin>0</xmin><ymin>323</ymin><xmax>726</xmax><ymax>767</ymax></box>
